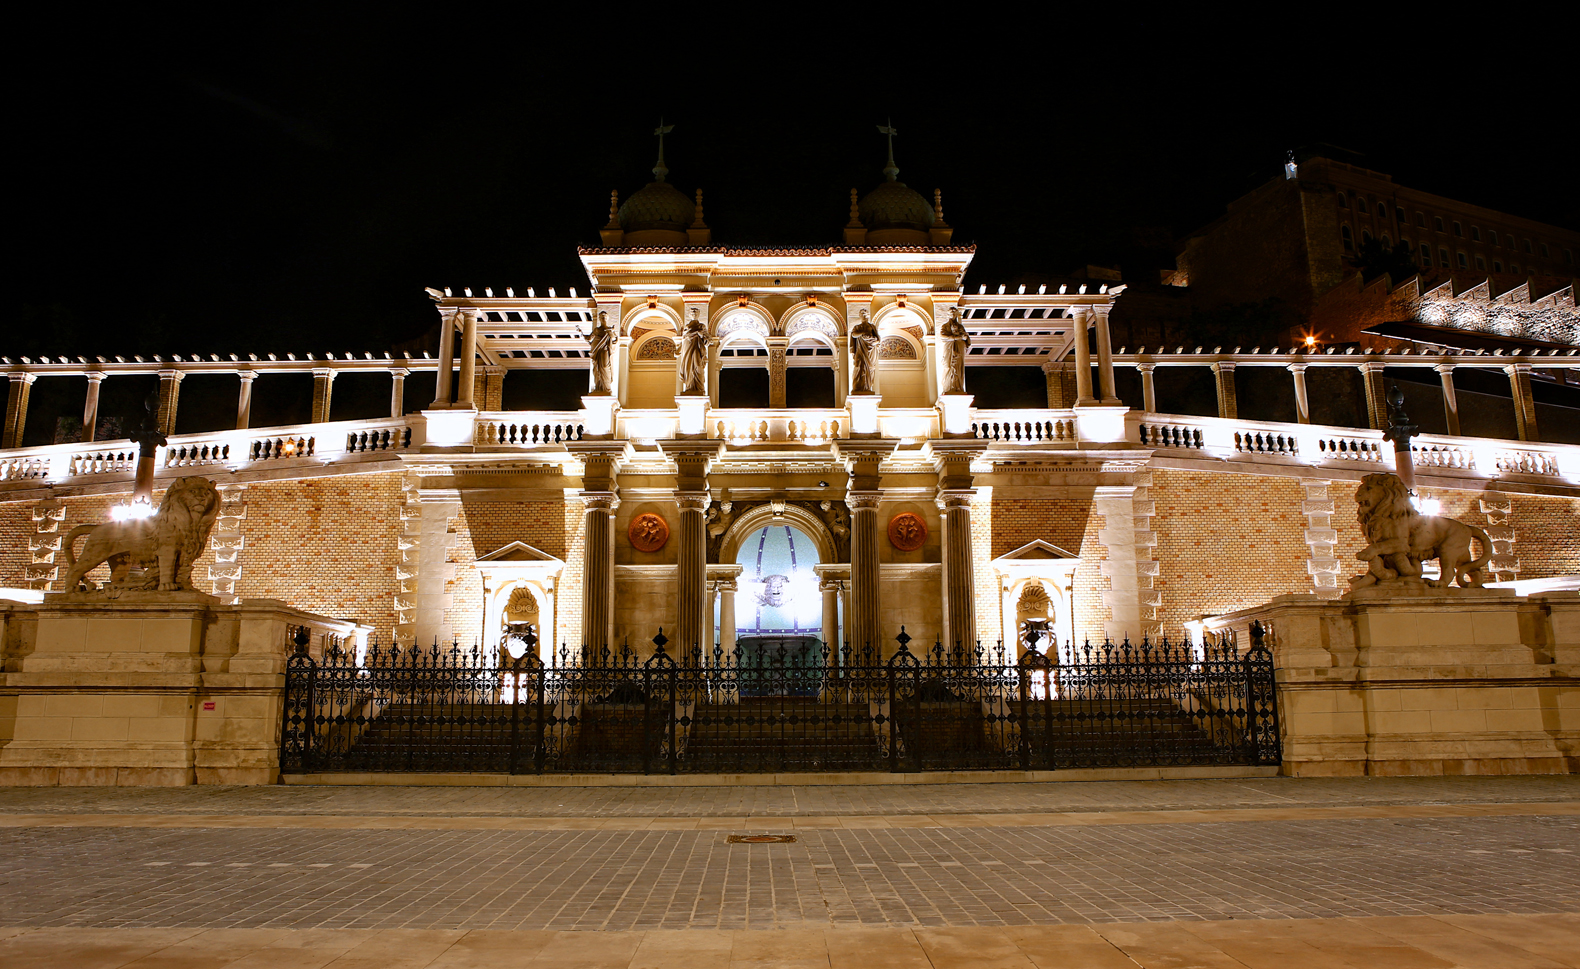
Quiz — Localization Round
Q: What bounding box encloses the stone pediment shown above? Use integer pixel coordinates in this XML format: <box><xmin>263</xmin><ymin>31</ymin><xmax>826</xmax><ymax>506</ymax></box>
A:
<box><xmin>476</xmin><ymin>541</ymin><xmax>563</xmax><ymax>565</ymax></box>
<box><xmin>995</xmin><ymin>540</ymin><xmax>1078</xmax><ymax>562</ymax></box>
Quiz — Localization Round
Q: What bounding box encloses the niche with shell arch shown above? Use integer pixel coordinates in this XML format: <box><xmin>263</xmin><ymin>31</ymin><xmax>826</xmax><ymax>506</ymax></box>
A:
<box><xmin>871</xmin><ymin>305</ymin><xmax>929</xmax><ymax>406</ymax></box>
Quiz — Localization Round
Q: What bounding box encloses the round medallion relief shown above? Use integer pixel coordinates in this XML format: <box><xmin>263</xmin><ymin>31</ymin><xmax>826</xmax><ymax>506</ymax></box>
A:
<box><xmin>628</xmin><ymin>513</ymin><xmax>670</xmax><ymax>552</ymax></box>
<box><xmin>887</xmin><ymin>512</ymin><xmax>928</xmax><ymax>551</ymax></box>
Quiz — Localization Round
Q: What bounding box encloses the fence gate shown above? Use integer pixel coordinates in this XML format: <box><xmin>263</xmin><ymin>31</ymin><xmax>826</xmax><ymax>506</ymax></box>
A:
<box><xmin>281</xmin><ymin>627</ymin><xmax>1280</xmax><ymax>775</ymax></box>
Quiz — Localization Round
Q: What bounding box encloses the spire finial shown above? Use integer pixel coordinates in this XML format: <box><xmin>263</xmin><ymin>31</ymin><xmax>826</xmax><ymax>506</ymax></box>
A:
<box><xmin>933</xmin><ymin>188</ymin><xmax>944</xmax><ymax>222</ymax></box>
<box><xmin>692</xmin><ymin>188</ymin><xmax>705</xmax><ymax>227</ymax></box>
<box><xmin>652</xmin><ymin>118</ymin><xmax>674</xmax><ymax>182</ymax></box>
<box><xmin>847</xmin><ymin>188</ymin><xmax>861</xmax><ymax>227</ymax></box>
<box><xmin>876</xmin><ymin>119</ymin><xmax>898</xmax><ymax>181</ymax></box>
<box><xmin>605</xmin><ymin>189</ymin><xmax>620</xmax><ymax>228</ymax></box>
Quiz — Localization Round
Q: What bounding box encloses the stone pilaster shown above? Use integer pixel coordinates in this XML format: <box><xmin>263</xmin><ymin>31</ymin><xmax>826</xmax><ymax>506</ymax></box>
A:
<box><xmin>207</xmin><ymin>484</ymin><xmax>248</xmax><ymax>604</ymax></box>
<box><xmin>1479</xmin><ymin>494</ymin><xmax>1520</xmax><ymax>583</ymax></box>
<box><xmin>5</xmin><ymin>373</ymin><xmax>35</xmax><ymax>449</ymax></box>
<box><xmin>1301</xmin><ymin>480</ymin><xmax>1343</xmax><ymax>598</ymax></box>
<box><xmin>1094</xmin><ymin>476</ymin><xmax>1159</xmax><ymax>641</ymax></box>
<box><xmin>1210</xmin><ymin>361</ymin><xmax>1237</xmax><ymax>421</ymax></box>
<box><xmin>660</xmin><ymin>440</ymin><xmax>722</xmax><ymax>653</ymax></box>
<box><xmin>932</xmin><ymin>440</ymin><xmax>986</xmax><ymax>652</ymax></box>
<box><xmin>412</xmin><ymin>488</ymin><xmax>461</xmax><ymax>647</ymax></box>
<box><xmin>569</xmin><ymin>442</ymin><xmax>631</xmax><ymax>650</ymax></box>
<box><xmin>767</xmin><ymin>338</ymin><xmax>787</xmax><ymax>409</ymax></box>
<box><xmin>157</xmin><ymin>370</ymin><xmax>183</xmax><ymax>436</ymax></box>
<box><xmin>393</xmin><ymin>475</ymin><xmax>420</xmax><ymax>645</ymax></box>
<box><xmin>834</xmin><ymin>439</ymin><xmax>897</xmax><ymax>652</ymax></box>
<box><xmin>310</xmin><ymin>369</ymin><xmax>335</xmax><ymax>424</ymax></box>
<box><xmin>481</xmin><ymin>366</ymin><xmax>505</xmax><ymax>411</ymax></box>
<box><xmin>1040</xmin><ymin>359</ymin><xmax>1072</xmax><ymax>408</ymax></box>
<box><xmin>25</xmin><ymin>498</ymin><xmax>65</xmax><ymax>591</ymax></box>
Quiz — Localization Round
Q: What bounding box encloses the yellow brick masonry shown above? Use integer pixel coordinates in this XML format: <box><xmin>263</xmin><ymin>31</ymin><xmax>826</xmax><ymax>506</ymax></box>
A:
<box><xmin>442</xmin><ymin>498</ymin><xmax>566</xmax><ymax>648</ymax></box>
<box><xmin>989</xmin><ymin>495</ymin><xmax>1110</xmax><ymax>639</ymax></box>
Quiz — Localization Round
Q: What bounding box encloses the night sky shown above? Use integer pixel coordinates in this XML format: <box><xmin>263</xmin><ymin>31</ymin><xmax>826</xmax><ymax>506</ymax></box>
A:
<box><xmin>10</xmin><ymin>12</ymin><xmax>1576</xmax><ymax>360</ymax></box>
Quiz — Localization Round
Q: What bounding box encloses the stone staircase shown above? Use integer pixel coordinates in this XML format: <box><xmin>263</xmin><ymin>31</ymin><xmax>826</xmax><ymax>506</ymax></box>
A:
<box><xmin>679</xmin><ymin>698</ymin><xmax>886</xmax><ymax>772</ymax></box>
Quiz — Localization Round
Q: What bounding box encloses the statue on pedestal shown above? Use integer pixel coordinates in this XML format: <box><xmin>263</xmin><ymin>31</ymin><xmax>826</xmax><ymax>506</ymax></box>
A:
<box><xmin>679</xmin><ymin>309</ymin><xmax>708</xmax><ymax>396</ymax></box>
<box><xmin>850</xmin><ymin>309</ymin><xmax>880</xmax><ymax>394</ymax></box>
<box><xmin>59</xmin><ymin>476</ymin><xmax>221</xmax><ymax>594</ymax></box>
<box><xmin>587</xmin><ymin>311</ymin><xmax>615</xmax><ymax>394</ymax></box>
<box><xmin>940</xmin><ymin>307</ymin><xmax>971</xmax><ymax>394</ymax></box>
<box><xmin>1349</xmin><ymin>473</ymin><xmax>1492</xmax><ymax>591</ymax></box>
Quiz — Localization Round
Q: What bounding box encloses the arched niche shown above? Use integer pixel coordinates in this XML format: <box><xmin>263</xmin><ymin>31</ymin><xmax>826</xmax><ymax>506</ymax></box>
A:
<box><xmin>716</xmin><ymin>501</ymin><xmax>837</xmax><ymax>566</ymax></box>
<box><xmin>621</xmin><ymin>303</ymin><xmax>683</xmax><ymax>337</ymax></box>
<box><xmin>474</xmin><ymin>541</ymin><xmax>565</xmax><ymax>665</ymax></box>
<box><xmin>992</xmin><ymin>540</ymin><xmax>1081</xmax><ymax>662</ymax></box>
<box><xmin>780</xmin><ymin>304</ymin><xmax>844</xmax><ymax>338</ymax></box>
<box><xmin>711</xmin><ymin>304</ymin><xmax>776</xmax><ymax>340</ymax></box>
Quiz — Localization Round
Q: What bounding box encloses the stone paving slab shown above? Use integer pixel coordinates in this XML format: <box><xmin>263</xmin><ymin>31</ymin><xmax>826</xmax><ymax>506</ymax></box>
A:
<box><xmin>2</xmin><ymin>775</ymin><xmax>1577</xmax><ymax>818</ymax></box>
<box><xmin>1</xmin><ymin>814</ymin><xmax>1577</xmax><ymax>930</ymax></box>
<box><xmin>0</xmin><ymin>916</ymin><xmax>1576</xmax><ymax>968</ymax></box>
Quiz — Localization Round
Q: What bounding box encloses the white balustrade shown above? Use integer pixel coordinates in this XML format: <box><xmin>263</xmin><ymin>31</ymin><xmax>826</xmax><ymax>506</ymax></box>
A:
<box><xmin>475</xmin><ymin>413</ymin><xmax>585</xmax><ymax>447</ymax></box>
<box><xmin>711</xmin><ymin>410</ymin><xmax>847</xmax><ymax>445</ymax></box>
<box><xmin>972</xmin><ymin>410</ymin><xmax>1078</xmax><ymax>445</ymax></box>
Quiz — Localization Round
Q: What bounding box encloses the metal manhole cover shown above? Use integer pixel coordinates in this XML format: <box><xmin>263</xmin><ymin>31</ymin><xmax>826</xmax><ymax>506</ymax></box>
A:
<box><xmin>727</xmin><ymin>834</ymin><xmax>796</xmax><ymax>844</ymax></box>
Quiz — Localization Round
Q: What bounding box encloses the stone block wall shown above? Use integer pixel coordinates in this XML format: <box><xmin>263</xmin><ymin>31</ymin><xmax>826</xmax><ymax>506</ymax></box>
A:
<box><xmin>443</xmin><ymin>497</ymin><xmax>567</xmax><ymax>648</ymax></box>
<box><xmin>990</xmin><ymin>493</ymin><xmax>1109</xmax><ymax>637</ymax></box>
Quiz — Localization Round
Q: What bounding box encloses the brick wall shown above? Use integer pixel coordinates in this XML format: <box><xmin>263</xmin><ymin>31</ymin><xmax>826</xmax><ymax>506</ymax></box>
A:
<box><xmin>0</xmin><ymin>489</ymin><xmax>216</xmax><ymax>593</ymax></box>
<box><xmin>232</xmin><ymin>473</ymin><xmax>403</xmax><ymax>631</ymax></box>
<box><xmin>990</xmin><ymin>493</ymin><xmax>1109</xmax><ymax>637</ymax></box>
<box><xmin>442</xmin><ymin>497</ymin><xmax>567</xmax><ymax>648</ymax></box>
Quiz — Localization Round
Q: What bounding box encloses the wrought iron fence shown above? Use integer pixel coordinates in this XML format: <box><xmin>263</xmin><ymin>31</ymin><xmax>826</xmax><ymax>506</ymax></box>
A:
<box><xmin>280</xmin><ymin>626</ymin><xmax>1280</xmax><ymax>775</ymax></box>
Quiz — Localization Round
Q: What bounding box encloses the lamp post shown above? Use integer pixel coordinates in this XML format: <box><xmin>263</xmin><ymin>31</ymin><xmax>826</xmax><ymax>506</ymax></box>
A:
<box><xmin>1384</xmin><ymin>385</ymin><xmax>1417</xmax><ymax>495</ymax></box>
<box><xmin>113</xmin><ymin>392</ymin><xmax>167</xmax><ymax>521</ymax></box>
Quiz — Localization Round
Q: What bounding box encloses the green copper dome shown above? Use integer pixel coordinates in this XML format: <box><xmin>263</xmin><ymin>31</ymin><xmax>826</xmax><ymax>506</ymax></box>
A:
<box><xmin>618</xmin><ymin>180</ymin><xmax>695</xmax><ymax>233</ymax></box>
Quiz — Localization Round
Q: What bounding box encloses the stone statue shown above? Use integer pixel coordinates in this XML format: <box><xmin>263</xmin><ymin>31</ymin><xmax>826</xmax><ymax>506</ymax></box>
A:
<box><xmin>679</xmin><ymin>309</ymin><xmax>708</xmax><ymax>396</ymax></box>
<box><xmin>940</xmin><ymin>306</ymin><xmax>971</xmax><ymax>394</ymax></box>
<box><xmin>850</xmin><ymin>309</ymin><xmax>880</xmax><ymax>394</ymax></box>
<box><xmin>587</xmin><ymin>311</ymin><xmax>615</xmax><ymax>394</ymax></box>
<box><xmin>60</xmin><ymin>476</ymin><xmax>221</xmax><ymax>594</ymax></box>
<box><xmin>1349</xmin><ymin>473</ymin><xmax>1492</xmax><ymax>590</ymax></box>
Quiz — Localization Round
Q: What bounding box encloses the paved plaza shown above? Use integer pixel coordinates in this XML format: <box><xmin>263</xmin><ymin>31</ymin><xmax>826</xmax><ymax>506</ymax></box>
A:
<box><xmin>0</xmin><ymin>776</ymin><xmax>1577</xmax><ymax>966</ymax></box>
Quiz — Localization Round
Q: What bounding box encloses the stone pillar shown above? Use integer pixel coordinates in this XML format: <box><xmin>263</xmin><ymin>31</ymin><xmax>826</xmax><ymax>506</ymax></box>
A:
<box><xmin>705</xmin><ymin>583</ymin><xmax>718</xmax><ymax>648</ymax></box>
<box><xmin>616</xmin><ymin>336</ymin><xmax>632</xmax><ymax>408</ymax></box>
<box><xmin>719</xmin><ymin>580</ymin><xmax>738</xmax><ymax>656</ymax></box>
<box><xmin>767</xmin><ymin>337</ymin><xmax>788</xmax><ymax>409</ymax></box>
<box><xmin>660</xmin><ymin>440</ymin><xmax>721</xmax><ymax>653</ymax></box>
<box><xmin>1041</xmin><ymin>359</ymin><xmax>1070</xmax><ymax>408</ymax></box>
<box><xmin>1506</xmin><ymin>363</ymin><xmax>1540</xmax><ymax>442</ymax></box>
<box><xmin>568</xmin><ymin>442</ymin><xmax>628</xmax><ymax>650</ymax></box>
<box><xmin>1137</xmin><ymin>363</ymin><xmax>1157</xmax><ymax>414</ymax></box>
<box><xmin>389</xmin><ymin>368</ymin><xmax>408</xmax><ymax>419</ymax></box>
<box><xmin>1210</xmin><ymin>361</ymin><xmax>1237</xmax><ymax>420</ymax></box>
<box><xmin>1289</xmin><ymin>363</ymin><xmax>1311</xmax><ymax>424</ymax></box>
<box><xmin>707</xmin><ymin>337</ymin><xmax>721</xmax><ymax>408</ymax></box>
<box><xmin>834</xmin><ymin>336</ymin><xmax>849</xmax><ymax>407</ymax></box>
<box><xmin>933</xmin><ymin>441</ymin><xmax>986</xmax><ymax>653</ymax></box>
<box><xmin>82</xmin><ymin>372</ymin><xmax>105</xmax><ymax>443</ymax></box>
<box><xmin>4</xmin><ymin>373</ymin><xmax>35</xmax><ymax>449</ymax></box>
<box><xmin>311</xmin><ymin>368</ymin><xmax>335</xmax><ymax>424</ymax></box>
<box><xmin>156</xmin><ymin>370</ymin><xmax>183</xmax><ymax>436</ymax></box>
<box><xmin>434</xmin><ymin>309</ymin><xmax>456</xmax><ymax>406</ymax></box>
<box><xmin>481</xmin><ymin>366</ymin><xmax>504</xmax><ymax>411</ymax></box>
<box><xmin>820</xmin><ymin>579</ymin><xmax>840</xmax><ymax>649</ymax></box>
<box><xmin>1360</xmin><ymin>361</ymin><xmax>1387</xmax><ymax>430</ymax></box>
<box><xmin>1435</xmin><ymin>364</ymin><xmax>1460</xmax><ymax>437</ymax></box>
<box><xmin>237</xmin><ymin>370</ymin><xmax>258</xmax><ymax>430</ymax></box>
<box><xmin>836</xmin><ymin>440</ymin><xmax>896</xmax><ymax>652</ymax></box>
<box><xmin>457</xmin><ymin>310</ymin><xmax>478</xmax><ymax>407</ymax></box>
<box><xmin>923</xmin><ymin>330</ymin><xmax>940</xmax><ymax>405</ymax></box>
<box><xmin>1093</xmin><ymin>305</ymin><xmax>1120</xmax><ymax>404</ymax></box>
<box><xmin>1069</xmin><ymin>307</ymin><xmax>1095</xmax><ymax>405</ymax></box>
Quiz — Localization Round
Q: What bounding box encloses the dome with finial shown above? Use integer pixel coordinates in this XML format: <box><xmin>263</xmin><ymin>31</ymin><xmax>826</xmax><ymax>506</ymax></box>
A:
<box><xmin>608</xmin><ymin>120</ymin><xmax>701</xmax><ymax>247</ymax></box>
<box><xmin>854</xmin><ymin>122</ymin><xmax>936</xmax><ymax>246</ymax></box>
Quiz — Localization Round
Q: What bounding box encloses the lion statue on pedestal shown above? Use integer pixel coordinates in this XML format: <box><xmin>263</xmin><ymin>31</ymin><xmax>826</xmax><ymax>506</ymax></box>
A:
<box><xmin>60</xmin><ymin>476</ymin><xmax>221</xmax><ymax>594</ymax></box>
<box><xmin>1350</xmin><ymin>473</ymin><xmax>1492</xmax><ymax>590</ymax></box>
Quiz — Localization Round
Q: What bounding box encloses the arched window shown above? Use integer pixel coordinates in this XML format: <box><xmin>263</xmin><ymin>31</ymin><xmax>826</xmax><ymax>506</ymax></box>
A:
<box><xmin>1356</xmin><ymin>197</ymin><xmax>1368</xmax><ymax>213</ymax></box>
<box><xmin>1494</xmin><ymin>261</ymin><xmax>1504</xmax><ymax>273</ymax></box>
<box><xmin>1456</xmin><ymin>251</ymin><xmax>1468</xmax><ymax>268</ymax></box>
<box><xmin>1341</xmin><ymin>224</ymin><xmax>1353</xmax><ymax>251</ymax></box>
<box><xmin>1419</xmin><ymin>242</ymin><xmax>1432</xmax><ymax>262</ymax></box>
<box><xmin>1361</xmin><ymin>229</ymin><xmax>1372</xmax><ymax>244</ymax></box>
<box><xmin>1475</xmin><ymin>255</ymin><xmax>1486</xmax><ymax>271</ymax></box>
<box><xmin>1382</xmin><ymin>234</ymin><xmax>1391</xmax><ymax>247</ymax></box>
<box><xmin>1439</xmin><ymin>248</ymin><xmax>1450</xmax><ymax>267</ymax></box>
<box><xmin>1336</xmin><ymin>192</ymin><xmax>1348</xmax><ymax>208</ymax></box>
<box><xmin>1416</xmin><ymin>212</ymin><xmax>1426</xmax><ymax>227</ymax></box>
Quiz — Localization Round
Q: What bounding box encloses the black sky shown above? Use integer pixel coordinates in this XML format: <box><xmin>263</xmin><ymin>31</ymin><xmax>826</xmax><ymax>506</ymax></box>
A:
<box><xmin>10</xmin><ymin>10</ymin><xmax>1577</xmax><ymax>359</ymax></box>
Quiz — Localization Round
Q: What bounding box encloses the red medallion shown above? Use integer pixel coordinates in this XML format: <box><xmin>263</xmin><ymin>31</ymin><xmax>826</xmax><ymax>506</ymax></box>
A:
<box><xmin>628</xmin><ymin>513</ymin><xmax>670</xmax><ymax>552</ymax></box>
<box><xmin>887</xmin><ymin>512</ymin><xmax>928</xmax><ymax>551</ymax></box>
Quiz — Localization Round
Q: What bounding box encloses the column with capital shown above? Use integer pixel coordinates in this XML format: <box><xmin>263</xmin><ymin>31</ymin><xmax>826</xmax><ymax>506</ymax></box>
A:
<box><xmin>1136</xmin><ymin>363</ymin><xmax>1157</xmax><ymax>414</ymax></box>
<box><xmin>389</xmin><ymin>368</ymin><xmax>408</xmax><ymax>419</ymax></box>
<box><xmin>569</xmin><ymin>442</ymin><xmax>629</xmax><ymax>650</ymax></box>
<box><xmin>1435</xmin><ymin>364</ymin><xmax>1460</xmax><ymax>437</ymax></box>
<box><xmin>311</xmin><ymin>368</ymin><xmax>336</xmax><ymax>424</ymax></box>
<box><xmin>1040</xmin><ymin>359</ymin><xmax>1070</xmax><ymax>408</ymax></box>
<box><xmin>434</xmin><ymin>309</ymin><xmax>456</xmax><ymax>406</ymax></box>
<box><xmin>836</xmin><ymin>439</ymin><xmax>897</xmax><ymax>653</ymax></box>
<box><xmin>82</xmin><ymin>372</ymin><xmax>106</xmax><ymax>442</ymax></box>
<box><xmin>1506</xmin><ymin>363</ymin><xmax>1540</xmax><ymax>441</ymax></box>
<box><xmin>237</xmin><ymin>370</ymin><xmax>258</xmax><ymax>429</ymax></box>
<box><xmin>820</xmin><ymin>578</ymin><xmax>840</xmax><ymax>652</ymax></box>
<box><xmin>1210</xmin><ymin>361</ymin><xmax>1237</xmax><ymax>420</ymax></box>
<box><xmin>1288</xmin><ymin>363</ymin><xmax>1311</xmax><ymax>424</ymax></box>
<box><xmin>933</xmin><ymin>440</ymin><xmax>986</xmax><ymax>653</ymax></box>
<box><xmin>1360</xmin><ymin>361</ymin><xmax>1387</xmax><ymax>430</ymax></box>
<box><xmin>1069</xmin><ymin>306</ymin><xmax>1095</xmax><ymax>405</ymax></box>
<box><xmin>156</xmin><ymin>370</ymin><xmax>184</xmax><ymax>436</ymax></box>
<box><xmin>1093</xmin><ymin>305</ymin><xmax>1120</xmax><ymax>404</ymax></box>
<box><xmin>661</xmin><ymin>439</ymin><xmax>722</xmax><ymax>653</ymax></box>
<box><xmin>707</xmin><ymin>336</ymin><xmax>721</xmax><ymax>408</ymax></box>
<box><xmin>718</xmin><ymin>579</ymin><xmax>738</xmax><ymax>657</ymax></box>
<box><xmin>457</xmin><ymin>309</ymin><xmax>478</xmax><ymax>407</ymax></box>
<box><xmin>4</xmin><ymin>373</ymin><xmax>36</xmax><ymax>449</ymax></box>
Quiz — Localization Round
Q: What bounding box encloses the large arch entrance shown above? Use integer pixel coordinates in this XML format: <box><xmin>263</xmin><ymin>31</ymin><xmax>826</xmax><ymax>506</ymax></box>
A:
<box><xmin>734</xmin><ymin>523</ymin><xmax>823</xmax><ymax>694</ymax></box>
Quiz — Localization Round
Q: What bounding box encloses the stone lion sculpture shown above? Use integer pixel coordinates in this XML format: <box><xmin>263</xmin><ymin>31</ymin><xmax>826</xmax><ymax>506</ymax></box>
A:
<box><xmin>60</xmin><ymin>476</ymin><xmax>221</xmax><ymax>593</ymax></box>
<box><xmin>1350</xmin><ymin>473</ymin><xmax>1492</xmax><ymax>590</ymax></box>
